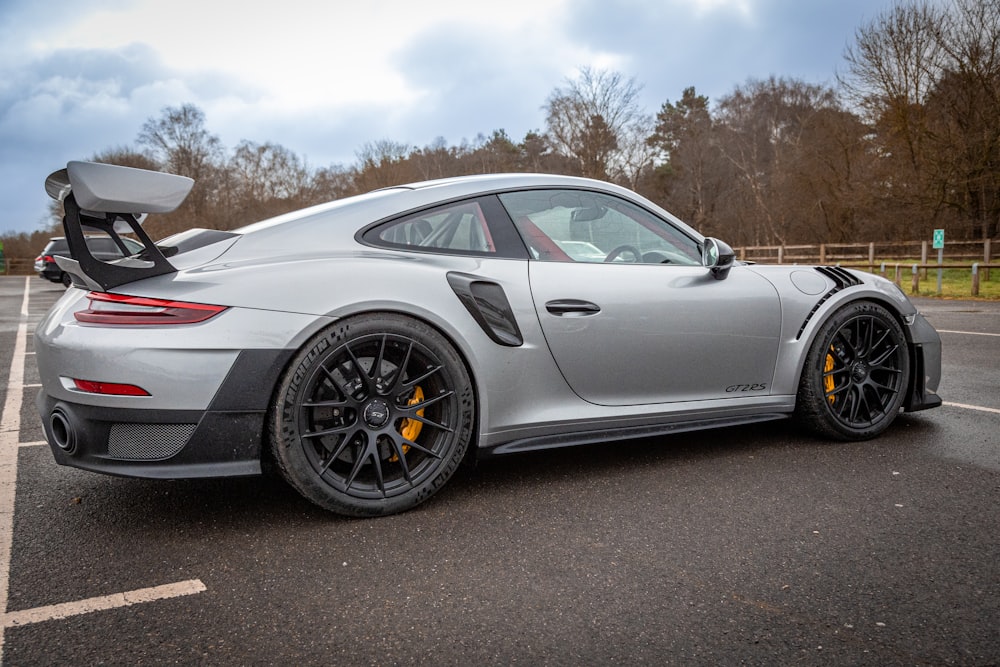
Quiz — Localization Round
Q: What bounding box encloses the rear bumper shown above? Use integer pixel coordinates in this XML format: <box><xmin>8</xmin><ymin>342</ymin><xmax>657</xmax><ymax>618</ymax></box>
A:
<box><xmin>36</xmin><ymin>348</ymin><xmax>293</xmax><ymax>479</ymax></box>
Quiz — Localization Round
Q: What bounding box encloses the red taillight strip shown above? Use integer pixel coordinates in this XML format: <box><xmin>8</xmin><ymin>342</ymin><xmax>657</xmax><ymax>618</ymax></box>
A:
<box><xmin>75</xmin><ymin>292</ymin><xmax>227</xmax><ymax>325</ymax></box>
<box><xmin>73</xmin><ymin>379</ymin><xmax>151</xmax><ymax>396</ymax></box>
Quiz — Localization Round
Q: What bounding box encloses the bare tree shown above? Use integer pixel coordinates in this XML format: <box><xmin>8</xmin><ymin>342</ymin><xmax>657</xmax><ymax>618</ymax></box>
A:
<box><xmin>223</xmin><ymin>141</ymin><xmax>314</xmax><ymax>225</ymax></box>
<box><xmin>353</xmin><ymin>139</ymin><xmax>414</xmax><ymax>191</ymax></box>
<box><xmin>929</xmin><ymin>0</ymin><xmax>1000</xmax><ymax>239</ymax></box>
<box><xmin>839</xmin><ymin>1</ymin><xmax>944</xmax><ymax>236</ymax></box>
<box><xmin>543</xmin><ymin>67</ymin><xmax>653</xmax><ymax>183</ymax></box>
<box><xmin>230</xmin><ymin>141</ymin><xmax>310</xmax><ymax>200</ymax></box>
<box><xmin>409</xmin><ymin>136</ymin><xmax>460</xmax><ymax>181</ymax></box>
<box><xmin>310</xmin><ymin>164</ymin><xmax>356</xmax><ymax>202</ymax></box>
<box><xmin>714</xmin><ymin>77</ymin><xmax>843</xmax><ymax>245</ymax></box>
<box><xmin>137</xmin><ymin>104</ymin><xmax>224</xmax><ymax>179</ymax></box>
<box><xmin>838</xmin><ymin>0</ymin><xmax>1000</xmax><ymax>240</ymax></box>
<box><xmin>136</xmin><ymin>104</ymin><xmax>225</xmax><ymax>234</ymax></box>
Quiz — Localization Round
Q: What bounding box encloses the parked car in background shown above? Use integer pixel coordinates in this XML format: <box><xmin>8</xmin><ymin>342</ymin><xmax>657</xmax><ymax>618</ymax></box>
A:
<box><xmin>35</xmin><ymin>235</ymin><xmax>144</xmax><ymax>287</ymax></box>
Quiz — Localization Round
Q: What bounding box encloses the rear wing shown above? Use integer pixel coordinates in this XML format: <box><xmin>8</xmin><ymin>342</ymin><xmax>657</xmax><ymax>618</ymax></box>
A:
<box><xmin>44</xmin><ymin>161</ymin><xmax>194</xmax><ymax>291</ymax></box>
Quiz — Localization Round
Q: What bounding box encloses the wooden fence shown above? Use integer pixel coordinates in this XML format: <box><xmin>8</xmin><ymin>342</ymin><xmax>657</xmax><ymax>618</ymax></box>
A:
<box><xmin>736</xmin><ymin>239</ymin><xmax>996</xmax><ymax>283</ymax></box>
<box><xmin>1</xmin><ymin>259</ymin><xmax>33</xmax><ymax>275</ymax></box>
<box><xmin>737</xmin><ymin>238</ymin><xmax>993</xmax><ymax>265</ymax></box>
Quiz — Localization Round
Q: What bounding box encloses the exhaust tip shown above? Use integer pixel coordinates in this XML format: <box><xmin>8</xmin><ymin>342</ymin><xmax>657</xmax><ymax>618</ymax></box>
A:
<box><xmin>49</xmin><ymin>409</ymin><xmax>77</xmax><ymax>454</ymax></box>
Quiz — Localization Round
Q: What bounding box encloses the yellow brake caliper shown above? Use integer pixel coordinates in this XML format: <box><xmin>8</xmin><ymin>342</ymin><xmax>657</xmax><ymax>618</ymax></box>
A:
<box><xmin>391</xmin><ymin>386</ymin><xmax>424</xmax><ymax>462</ymax></box>
<box><xmin>824</xmin><ymin>346</ymin><xmax>836</xmax><ymax>405</ymax></box>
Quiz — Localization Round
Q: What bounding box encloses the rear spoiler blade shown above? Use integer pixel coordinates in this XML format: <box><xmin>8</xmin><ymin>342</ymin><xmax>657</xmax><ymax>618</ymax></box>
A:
<box><xmin>46</xmin><ymin>161</ymin><xmax>194</xmax><ymax>291</ymax></box>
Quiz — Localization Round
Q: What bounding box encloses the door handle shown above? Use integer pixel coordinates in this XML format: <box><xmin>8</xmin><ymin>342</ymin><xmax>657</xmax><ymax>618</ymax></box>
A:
<box><xmin>545</xmin><ymin>299</ymin><xmax>601</xmax><ymax>316</ymax></box>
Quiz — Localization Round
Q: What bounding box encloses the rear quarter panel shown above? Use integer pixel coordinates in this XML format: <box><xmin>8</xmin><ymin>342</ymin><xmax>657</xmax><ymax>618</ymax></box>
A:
<box><xmin>119</xmin><ymin>251</ymin><xmax>588</xmax><ymax>446</ymax></box>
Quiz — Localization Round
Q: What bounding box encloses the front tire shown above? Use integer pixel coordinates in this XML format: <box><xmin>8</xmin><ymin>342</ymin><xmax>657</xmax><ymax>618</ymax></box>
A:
<box><xmin>796</xmin><ymin>301</ymin><xmax>910</xmax><ymax>440</ymax></box>
<box><xmin>270</xmin><ymin>314</ymin><xmax>475</xmax><ymax>516</ymax></box>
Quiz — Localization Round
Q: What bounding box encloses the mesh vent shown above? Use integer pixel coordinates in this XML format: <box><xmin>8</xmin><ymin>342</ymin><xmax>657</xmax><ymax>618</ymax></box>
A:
<box><xmin>108</xmin><ymin>423</ymin><xmax>196</xmax><ymax>460</ymax></box>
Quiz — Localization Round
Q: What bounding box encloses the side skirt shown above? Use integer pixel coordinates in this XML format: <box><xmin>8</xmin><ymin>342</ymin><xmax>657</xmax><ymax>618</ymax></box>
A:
<box><xmin>480</xmin><ymin>413</ymin><xmax>790</xmax><ymax>458</ymax></box>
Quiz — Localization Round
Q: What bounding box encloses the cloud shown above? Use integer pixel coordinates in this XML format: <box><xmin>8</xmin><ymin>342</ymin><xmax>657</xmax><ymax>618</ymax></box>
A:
<box><xmin>0</xmin><ymin>39</ymin><xmax>267</xmax><ymax>236</ymax></box>
<box><xmin>0</xmin><ymin>0</ymin><xmax>905</xmax><ymax>237</ymax></box>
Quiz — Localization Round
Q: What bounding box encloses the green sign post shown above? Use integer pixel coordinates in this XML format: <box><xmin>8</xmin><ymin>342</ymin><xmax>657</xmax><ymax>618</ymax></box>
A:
<box><xmin>932</xmin><ymin>229</ymin><xmax>944</xmax><ymax>294</ymax></box>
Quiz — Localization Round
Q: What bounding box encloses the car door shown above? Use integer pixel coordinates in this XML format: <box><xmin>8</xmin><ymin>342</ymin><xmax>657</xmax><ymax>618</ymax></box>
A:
<box><xmin>498</xmin><ymin>189</ymin><xmax>781</xmax><ymax>407</ymax></box>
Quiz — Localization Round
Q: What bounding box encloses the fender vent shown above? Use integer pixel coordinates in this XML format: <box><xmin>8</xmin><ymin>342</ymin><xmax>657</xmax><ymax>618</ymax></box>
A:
<box><xmin>795</xmin><ymin>267</ymin><xmax>862</xmax><ymax>340</ymax></box>
<box><xmin>815</xmin><ymin>265</ymin><xmax>862</xmax><ymax>288</ymax></box>
<box><xmin>108</xmin><ymin>423</ymin><xmax>196</xmax><ymax>460</ymax></box>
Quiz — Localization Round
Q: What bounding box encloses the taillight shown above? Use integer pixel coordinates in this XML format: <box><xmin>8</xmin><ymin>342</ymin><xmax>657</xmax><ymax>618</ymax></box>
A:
<box><xmin>74</xmin><ymin>292</ymin><xmax>227</xmax><ymax>325</ymax></box>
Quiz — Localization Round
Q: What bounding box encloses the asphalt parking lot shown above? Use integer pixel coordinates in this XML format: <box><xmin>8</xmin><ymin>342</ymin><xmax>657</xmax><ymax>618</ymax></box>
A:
<box><xmin>1</xmin><ymin>276</ymin><xmax>997</xmax><ymax>665</ymax></box>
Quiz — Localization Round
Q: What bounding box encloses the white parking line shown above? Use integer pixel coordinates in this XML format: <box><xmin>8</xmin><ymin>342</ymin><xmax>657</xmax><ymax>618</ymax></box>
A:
<box><xmin>0</xmin><ymin>278</ymin><xmax>207</xmax><ymax>661</ymax></box>
<box><xmin>17</xmin><ymin>442</ymin><xmax>46</xmax><ymax>448</ymax></box>
<box><xmin>937</xmin><ymin>329</ymin><xmax>1000</xmax><ymax>337</ymax></box>
<box><xmin>0</xmin><ymin>277</ymin><xmax>31</xmax><ymax>662</ymax></box>
<box><xmin>3</xmin><ymin>579</ymin><xmax>207</xmax><ymax>628</ymax></box>
<box><xmin>943</xmin><ymin>401</ymin><xmax>1000</xmax><ymax>415</ymax></box>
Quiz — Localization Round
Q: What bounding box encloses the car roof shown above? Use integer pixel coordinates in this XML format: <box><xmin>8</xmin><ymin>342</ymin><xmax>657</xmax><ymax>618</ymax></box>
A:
<box><xmin>232</xmin><ymin>173</ymin><xmax>701</xmax><ymax>247</ymax></box>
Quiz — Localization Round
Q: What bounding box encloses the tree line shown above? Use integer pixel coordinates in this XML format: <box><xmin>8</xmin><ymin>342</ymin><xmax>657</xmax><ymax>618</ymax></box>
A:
<box><xmin>2</xmin><ymin>0</ymin><xmax>996</xmax><ymax>264</ymax></box>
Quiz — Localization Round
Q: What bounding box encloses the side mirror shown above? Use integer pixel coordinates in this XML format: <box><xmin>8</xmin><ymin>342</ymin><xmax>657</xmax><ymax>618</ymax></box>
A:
<box><xmin>702</xmin><ymin>237</ymin><xmax>735</xmax><ymax>280</ymax></box>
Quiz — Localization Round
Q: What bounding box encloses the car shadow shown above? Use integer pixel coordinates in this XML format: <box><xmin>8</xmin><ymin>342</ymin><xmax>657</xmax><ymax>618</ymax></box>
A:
<box><xmin>18</xmin><ymin>413</ymin><xmax>943</xmax><ymax>534</ymax></box>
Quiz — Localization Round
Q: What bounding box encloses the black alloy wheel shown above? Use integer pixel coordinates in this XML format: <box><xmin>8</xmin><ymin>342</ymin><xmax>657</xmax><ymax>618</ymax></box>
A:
<box><xmin>797</xmin><ymin>301</ymin><xmax>910</xmax><ymax>440</ymax></box>
<box><xmin>271</xmin><ymin>314</ymin><xmax>474</xmax><ymax>516</ymax></box>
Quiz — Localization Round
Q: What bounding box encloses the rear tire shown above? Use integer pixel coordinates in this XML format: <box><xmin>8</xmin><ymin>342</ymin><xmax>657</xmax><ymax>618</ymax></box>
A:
<box><xmin>796</xmin><ymin>301</ymin><xmax>909</xmax><ymax>441</ymax></box>
<box><xmin>60</xmin><ymin>272</ymin><xmax>72</xmax><ymax>288</ymax></box>
<box><xmin>270</xmin><ymin>314</ymin><xmax>474</xmax><ymax>516</ymax></box>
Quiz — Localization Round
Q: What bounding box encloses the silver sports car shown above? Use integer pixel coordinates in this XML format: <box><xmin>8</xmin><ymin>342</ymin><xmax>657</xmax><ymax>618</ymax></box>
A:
<box><xmin>35</xmin><ymin>161</ymin><xmax>942</xmax><ymax>516</ymax></box>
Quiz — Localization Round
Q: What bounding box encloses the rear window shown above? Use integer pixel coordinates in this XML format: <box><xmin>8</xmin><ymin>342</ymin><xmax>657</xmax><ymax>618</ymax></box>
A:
<box><xmin>86</xmin><ymin>238</ymin><xmax>123</xmax><ymax>254</ymax></box>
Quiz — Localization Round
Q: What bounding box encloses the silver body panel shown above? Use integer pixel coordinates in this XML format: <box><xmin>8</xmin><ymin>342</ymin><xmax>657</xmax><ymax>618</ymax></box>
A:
<box><xmin>528</xmin><ymin>262</ymin><xmax>781</xmax><ymax>405</ymax></box>
<box><xmin>34</xmin><ymin>170</ymin><xmax>942</xmax><ymax>474</ymax></box>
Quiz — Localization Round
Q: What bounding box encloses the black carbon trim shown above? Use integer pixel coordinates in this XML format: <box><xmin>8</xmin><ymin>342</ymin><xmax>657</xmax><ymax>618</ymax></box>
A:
<box><xmin>815</xmin><ymin>265</ymin><xmax>862</xmax><ymax>288</ymax></box>
<box><xmin>795</xmin><ymin>266</ymin><xmax>864</xmax><ymax>340</ymax></box>
<box><xmin>207</xmin><ymin>349</ymin><xmax>295</xmax><ymax>411</ymax></box>
<box><xmin>904</xmin><ymin>343</ymin><xmax>943</xmax><ymax>412</ymax></box>
<box><xmin>34</xmin><ymin>348</ymin><xmax>294</xmax><ymax>479</ymax></box>
<box><xmin>36</xmin><ymin>392</ymin><xmax>264</xmax><ymax>478</ymax></box>
<box><xmin>482</xmin><ymin>413</ymin><xmax>789</xmax><ymax>457</ymax></box>
<box><xmin>60</xmin><ymin>194</ymin><xmax>176</xmax><ymax>290</ymax></box>
<box><xmin>446</xmin><ymin>272</ymin><xmax>523</xmax><ymax>346</ymax></box>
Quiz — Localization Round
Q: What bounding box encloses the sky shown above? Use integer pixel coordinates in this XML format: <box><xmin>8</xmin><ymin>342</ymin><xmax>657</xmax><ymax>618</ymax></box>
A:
<box><xmin>0</xmin><ymin>0</ymin><xmax>902</xmax><ymax>237</ymax></box>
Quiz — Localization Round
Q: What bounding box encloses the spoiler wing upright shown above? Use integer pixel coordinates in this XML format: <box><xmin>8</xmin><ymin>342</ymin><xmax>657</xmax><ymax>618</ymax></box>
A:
<box><xmin>45</xmin><ymin>161</ymin><xmax>194</xmax><ymax>291</ymax></box>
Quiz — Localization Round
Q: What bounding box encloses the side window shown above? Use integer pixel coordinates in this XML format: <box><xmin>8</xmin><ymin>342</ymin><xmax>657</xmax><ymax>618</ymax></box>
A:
<box><xmin>497</xmin><ymin>190</ymin><xmax>702</xmax><ymax>265</ymax></box>
<box><xmin>373</xmin><ymin>200</ymin><xmax>496</xmax><ymax>254</ymax></box>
